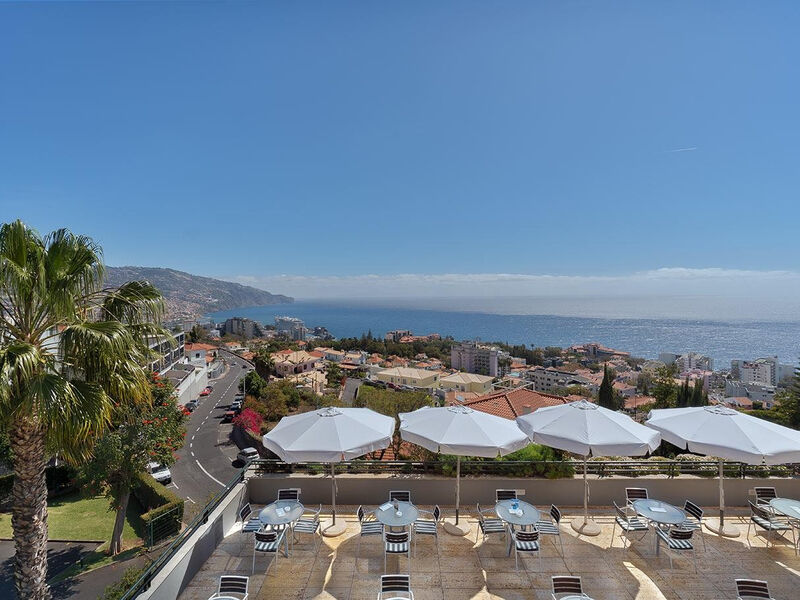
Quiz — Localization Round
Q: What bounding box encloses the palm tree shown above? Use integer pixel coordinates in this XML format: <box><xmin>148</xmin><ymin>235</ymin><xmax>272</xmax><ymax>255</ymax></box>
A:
<box><xmin>0</xmin><ymin>220</ymin><xmax>167</xmax><ymax>599</ymax></box>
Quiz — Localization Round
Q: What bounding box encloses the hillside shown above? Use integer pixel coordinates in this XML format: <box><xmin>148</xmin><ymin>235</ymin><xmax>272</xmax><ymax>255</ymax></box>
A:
<box><xmin>105</xmin><ymin>266</ymin><xmax>292</xmax><ymax>320</ymax></box>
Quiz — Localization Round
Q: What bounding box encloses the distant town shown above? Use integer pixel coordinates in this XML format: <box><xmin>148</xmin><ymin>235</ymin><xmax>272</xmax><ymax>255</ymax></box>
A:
<box><xmin>166</xmin><ymin>313</ymin><xmax>796</xmax><ymax>429</ymax></box>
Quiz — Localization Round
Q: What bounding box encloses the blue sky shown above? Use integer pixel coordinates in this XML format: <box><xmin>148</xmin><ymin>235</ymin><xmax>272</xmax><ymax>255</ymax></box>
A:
<box><xmin>2</xmin><ymin>1</ymin><xmax>799</xmax><ymax>298</ymax></box>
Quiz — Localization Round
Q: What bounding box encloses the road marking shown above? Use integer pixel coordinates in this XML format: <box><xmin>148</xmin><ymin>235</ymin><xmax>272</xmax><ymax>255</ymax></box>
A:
<box><xmin>195</xmin><ymin>459</ymin><xmax>225</xmax><ymax>487</ymax></box>
<box><xmin>191</xmin><ymin>435</ymin><xmax>195</xmax><ymax>441</ymax></box>
<box><xmin>189</xmin><ymin>442</ymin><xmax>193</xmax><ymax>448</ymax></box>
<box><xmin>190</xmin><ymin>451</ymin><xmax>195</xmax><ymax>457</ymax></box>
<box><xmin>168</xmin><ymin>482</ymin><xmax>179</xmax><ymax>490</ymax></box>
<box><xmin>186</xmin><ymin>496</ymin><xmax>196</xmax><ymax>504</ymax></box>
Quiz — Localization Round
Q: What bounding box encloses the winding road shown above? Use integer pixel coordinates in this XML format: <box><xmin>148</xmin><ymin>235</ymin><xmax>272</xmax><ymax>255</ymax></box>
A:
<box><xmin>168</xmin><ymin>352</ymin><xmax>252</xmax><ymax>506</ymax></box>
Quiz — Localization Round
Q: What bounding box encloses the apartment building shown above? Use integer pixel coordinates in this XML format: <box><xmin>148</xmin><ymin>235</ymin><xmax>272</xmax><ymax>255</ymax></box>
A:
<box><xmin>439</xmin><ymin>372</ymin><xmax>494</xmax><ymax>394</ymax></box>
<box><xmin>375</xmin><ymin>366</ymin><xmax>441</xmax><ymax>390</ymax></box>
<box><xmin>450</xmin><ymin>341</ymin><xmax>500</xmax><ymax>377</ymax></box>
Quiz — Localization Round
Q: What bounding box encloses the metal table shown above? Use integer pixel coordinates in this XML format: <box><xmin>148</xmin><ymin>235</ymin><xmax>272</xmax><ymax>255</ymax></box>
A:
<box><xmin>375</xmin><ymin>501</ymin><xmax>418</xmax><ymax>528</ymax></box>
<box><xmin>632</xmin><ymin>499</ymin><xmax>685</xmax><ymax>555</ymax></box>
<box><xmin>259</xmin><ymin>500</ymin><xmax>303</xmax><ymax>555</ymax></box>
<box><xmin>769</xmin><ymin>497</ymin><xmax>800</xmax><ymax>521</ymax></box>
<box><xmin>495</xmin><ymin>499</ymin><xmax>541</xmax><ymax>528</ymax></box>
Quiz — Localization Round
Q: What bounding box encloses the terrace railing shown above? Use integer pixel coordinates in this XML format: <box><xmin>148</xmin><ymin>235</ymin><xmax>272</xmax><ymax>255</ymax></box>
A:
<box><xmin>251</xmin><ymin>458</ymin><xmax>798</xmax><ymax>479</ymax></box>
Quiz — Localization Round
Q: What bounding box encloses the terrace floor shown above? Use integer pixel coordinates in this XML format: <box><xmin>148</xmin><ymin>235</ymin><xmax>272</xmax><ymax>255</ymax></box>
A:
<box><xmin>178</xmin><ymin>506</ymin><xmax>800</xmax><ymax>600</ymax></box>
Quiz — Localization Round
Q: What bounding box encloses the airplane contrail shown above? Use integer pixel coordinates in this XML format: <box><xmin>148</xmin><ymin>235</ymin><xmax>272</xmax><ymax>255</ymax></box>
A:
<box><xmin>666</xmin><ymin>146</ymin><xmax>698</xmax><ymax>153</ymax></box>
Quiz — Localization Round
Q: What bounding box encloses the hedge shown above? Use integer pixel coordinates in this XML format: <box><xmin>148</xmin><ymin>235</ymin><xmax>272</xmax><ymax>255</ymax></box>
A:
<box><xmin>132</xmin><ymin>472</ymin><xmax>184</xmax><ymax>543</ymax></box>
<box><xmin>0</xmin><ymin>465</ymin><xmax>78</xmax><ymax>508</ymax></box>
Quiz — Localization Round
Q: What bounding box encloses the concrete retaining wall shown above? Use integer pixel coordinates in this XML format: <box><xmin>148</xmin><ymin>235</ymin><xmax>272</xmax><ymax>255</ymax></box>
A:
<box><xmin>248</xmin><ymin>474</ymin><xmax>800</xmax><ymax>509</ymax></box>
<box><xmin>136</xmin><ymin>482</ymin><xmax>247</xmax><ymax>600</ymax></box>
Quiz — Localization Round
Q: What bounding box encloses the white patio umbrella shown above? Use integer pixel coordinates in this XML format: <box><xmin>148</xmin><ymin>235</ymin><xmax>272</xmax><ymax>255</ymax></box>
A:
<box><xmin>263</xmin><ymin>406</ymin><xmax>395</xmax><ymax>535</ymax></box>
<box><xmin>646</xmin><ymin>405</ymin><xmax>800</xmax><ymax>537</ymax></box>
<box><xmin>399</xmin><ymin>405</ymin><xmax>529</xmax><ymax>533</ymax></box>
<box><xmin>517</xmin><ymin>399</ymin><xmax>661</xmax><ymax>536</ymax></box>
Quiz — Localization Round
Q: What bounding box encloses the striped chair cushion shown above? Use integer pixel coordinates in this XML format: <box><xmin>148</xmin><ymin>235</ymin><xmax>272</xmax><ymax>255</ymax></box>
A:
<box><xmin>480</xmin><ymin>519</ymin><xmax>506</xmax><ymax>534</ymax></box>
<box><xmin>616</xmin><ymin>516</ymin><xmax>648</xmax><ymax>531</ymax></box>
<box><xmin>360</xmin><ymin>521</ymin><xmax>384</xmax><ymax>535</ymax></box>
<box><xmin>255</xmin><ymin>539</ymin><xmax>281</xmax><ymax>552</ymax></box>
<box><xmin>385</xmin><ymin>541</ymin><xmax>409</xmax><ymax>553</ymax></box>
<box><xmin>515</xmin><ymin>539</ymin><xmax>540</xmax><ymax>551</ymax></box>
<box><xmin>752</xmin><ymin>515</ymin><xmax>791</xmax><ymax>531</ymax></box>
<box><xmin>414</xmin><ymin>520</ymin><xmax>438</xmax><ymax>534</ymax></box>
<box><xmin>656</xmin><ymin>529</ymin><xmax>693</xmax><ymax>550</ymax></box>
<box><xmin>242</xmin><ymin>519</ymin><xmax>262</xmax><ymax>532</ymax></box>
<box><xmin>294</xmin><ymin>519</ymin><xmax>319</xmax><ymax>533</ymax></box>
<box><xmin>535</xmin><ymin>520</ymin><xmax>560</xmax><ymax>535</ymax></box>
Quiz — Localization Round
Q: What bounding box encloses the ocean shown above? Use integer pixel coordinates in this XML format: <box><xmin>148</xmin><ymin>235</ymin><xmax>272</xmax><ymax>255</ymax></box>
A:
<box><xmin>207</xmin><ymin>297</ymin><xmax>800</xmax><ymax>368</ymax></box>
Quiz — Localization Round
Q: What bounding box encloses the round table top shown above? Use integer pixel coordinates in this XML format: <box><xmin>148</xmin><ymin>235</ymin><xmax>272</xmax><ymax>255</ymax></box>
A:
<box><xmin>631</xmin><ymin>499</ymin><xmax>685</xmax><ymax>525</ymax></box>
<box><xmin>769</xmin><ymin>497</ymin><xmax>800</xmax><ymax>519</ymax></box>
<box><xmin>495</xmin><ymin>499</ymin><xmax>541</xmax><ymax>527</ymax></box>
<box><xmin>375</xmin><ymin>501</ymin><xmax>418</xmax><ymax>527</ymax></box>
<box><xmin>259</xmin><ymin>500</ymin><xmax>304</xmax><ymax>526</ymax></box>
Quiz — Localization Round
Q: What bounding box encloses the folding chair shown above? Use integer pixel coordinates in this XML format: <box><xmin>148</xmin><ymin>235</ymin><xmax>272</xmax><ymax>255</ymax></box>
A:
<box><xmin>252</xmin><ymin>529</ymin><xmax>285</xmax><ymax>575</ymax></box>
<box><xmin>655</xmin><ymin>527</ymin><xmax>697</xmax><ymax>572</ymax></box>
<box><xmin>377</xmin><ymin>573</ymin><xmax>414</xmax><ymax>599</ymax></box>
<box><xmin>511</xmin><ymin>528</ymin><xmax>541</xmax><ymax>572</ymax></box>
<box><xmin>238</xmin><ymin>503</ymin><xmax>262</xmax><ymax>534</ymax></box>
<box><xmin>412</xmin><ymin>505</ymin><xmax>440</xmax><ymax>556</ymax></box>
<box><xmin>679</xmin><ymin>500</ymin><xmax>706</xmax><ymax>551</ymax></box>
<box><xmin>495</xmin><ymin>489</ymin><xmax>518</xmax><ymax>502</ymax></box>
<box><xmin>536</xmin><ymin>504</ymin><xmax>564</xmax><ymax>556</ymax></box>
<box><xmin>625</xmin><ymin>487</ymin><xmax>648</xmax><ymax>506</ymax></box>
<box><xmin>476</xmin><ymin>502</ymin><xmax>507</xmax><ymax>544</ymax></box>
<box><xmin>389</xmin><ymin>490</ymin><xmax>411</xmax><ymax>503</ymax></box>
<box><xmin>277</xmin><ymin>488</ymin><xmax>301</xmax><ymax>502</ymax></box>
<box><xmin>754</xmin><ymin>487</ymin><xmax>777</xmax><ymax>507</ymax></box>
<box><xmin>357</xmin><ymin>505</ymin><xmax>384</xmax><ymax>556</ymax></box>
<box><xmin>747</xmin><ymin>501</ymin><xmax>796</xmax><ymax>550</ymax></box>
<box><xmin>384</xmin><ymin>530</ymin><xmax>411</xmax><ymax>573</ymax></box>
<box><xmin>551</xmin><ymin>575</ymin><xmax>593</xmax><ymax>599</ymax></box>
<box><xmin>210</xmin><ymin>575</ymin><xmax>249</xmax><ymax>600</ymax></box>
<box><xmin>611</xmin><ymin>501</ymin><xmax>648</xmax><ymax>550</ymax></box>
<box><xmin>292</xmin><ymin>504</ymin><xmax>321</xmax><ymax>551</ymax></box>
<box><xmin>735</xmin><ymin>578</ymin><xmax>775</xmax><ymax>600</ymax></box>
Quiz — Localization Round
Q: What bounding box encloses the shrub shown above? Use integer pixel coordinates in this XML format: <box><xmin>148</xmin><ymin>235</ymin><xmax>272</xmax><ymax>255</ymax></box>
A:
<box><xmin>132</xmin><ymin>472</ymin><xmax>184</xmax><ymax>544</ymax></box>
<box><xmin>232</xmin><ymin>408</ymin><xmax>263</xmax><ymax>434</ymax></box>
<box><xmin>101</xmin><ymin>564</ymin><xmax>148</xmax><ymax>600</ymax></box>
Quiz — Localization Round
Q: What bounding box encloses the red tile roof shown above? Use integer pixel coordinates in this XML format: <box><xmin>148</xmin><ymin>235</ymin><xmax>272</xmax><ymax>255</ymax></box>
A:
<box><xmin>452</xmin><ymin>388</ymin><xmax>568</xmax><ymax>420</ymax></box>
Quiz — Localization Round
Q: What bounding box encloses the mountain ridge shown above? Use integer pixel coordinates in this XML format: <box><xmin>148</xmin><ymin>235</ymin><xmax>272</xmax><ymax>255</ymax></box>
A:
<box><xmin>105</xmin><ymin>266</ymin><xmax>292</xmax><ymax>321</ymax></box>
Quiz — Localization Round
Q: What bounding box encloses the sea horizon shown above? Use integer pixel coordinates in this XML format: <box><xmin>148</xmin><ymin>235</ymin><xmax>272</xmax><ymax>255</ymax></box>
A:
<box><xmin>208</xmin><ymin>296</ymin><xmax>800</xmax><ymax>367</ymax></box>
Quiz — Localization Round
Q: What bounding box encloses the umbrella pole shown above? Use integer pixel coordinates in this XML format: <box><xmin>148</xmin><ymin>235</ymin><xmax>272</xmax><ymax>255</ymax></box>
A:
<box><xmin>571</xmin><ymin>456</ymin><xmax>600</xmax><ymax>536</ymax></box>
<box><xmin>443</xmin><ymin>456</ymin><xmax>468</xmax><ymax>536</ymax></box>
<box><xmin>331</xmin><ymin>463</ymin><xmax>336</xmax><ymax>525</ymax></box>
<box><xmin>707</xmin><ymin>457</ymin><xmax>740</xmax><ymax>538</ymax></box>
<box><xmin>322</xmin><ymin>462</ymin><xmax>346</xmax><ymax>537</ymax></box>
<box><xmin>455</xmin><ymin>456</ymin><xmax>461</xmax><ymax>525</ymax></box>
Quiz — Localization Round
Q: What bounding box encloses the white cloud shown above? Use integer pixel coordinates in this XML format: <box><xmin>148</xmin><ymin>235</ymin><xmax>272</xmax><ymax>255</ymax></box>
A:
<box><xmin>220</xmin><ymin>267</ymin><xmax>800</xmax><ymax>300</ymax></box>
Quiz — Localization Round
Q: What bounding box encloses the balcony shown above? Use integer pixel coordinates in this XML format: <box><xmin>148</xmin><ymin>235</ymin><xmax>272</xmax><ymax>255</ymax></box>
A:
<box><xmin>123</xmin><ymin>461</ymin><xmax>800</xmax><ymax>600</ymax></box>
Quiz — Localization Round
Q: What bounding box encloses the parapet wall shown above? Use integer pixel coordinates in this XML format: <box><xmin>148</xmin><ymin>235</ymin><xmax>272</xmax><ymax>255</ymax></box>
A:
<box><xmin>248</xmin><ymin>474</ymin><xmax>800</xmax><ymax>509</ymax></box>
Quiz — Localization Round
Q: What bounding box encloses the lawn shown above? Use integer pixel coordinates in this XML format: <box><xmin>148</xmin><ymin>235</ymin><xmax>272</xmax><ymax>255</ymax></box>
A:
<box><xmin>0</xmin><ymin>491</ymin><xmax>145</xmax><ymax>545</ymax></box>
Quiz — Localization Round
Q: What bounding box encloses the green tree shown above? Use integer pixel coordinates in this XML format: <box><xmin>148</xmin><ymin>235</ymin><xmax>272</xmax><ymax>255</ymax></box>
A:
<box><xmin>690</xmin><ymin>379</ymin><xmax>707</xmax><ymax>406</ymax></box>
<box><xmin>776</xmin><ymin>362</ymin><xmax>800</xmax><ymax>428</ymax></box>
<box><xmin>83</xmin><ymin>373</ymin><xmax>186</xmax><ymax>555</ymax></box>
<box><xmin>326</xmin><ymin>362</ymin><xmax>343</xmax><ymax>388</ymax></box>
<box><xmin>0</xmin><ymin>220</ymin><xmax>167</xmax><ymax>599</ymax></box>
<box><xmin>652</xmin><ymin>364</ymin><xmax>678</xmax><ymax>409</ymax></box>
<box><xmin>598</xmin><ymin>364</ymin><xmax>617</xmax><ymax>409</ymax></box>
<box><xmin>675</xmin><ymin>377</ymin><xmax>690</xmax><ymax>408</ymax></box>
<box><xmin>354</xmin><ymin>386</ymin><xmax>430</xmax><ymax>456</ymax></box>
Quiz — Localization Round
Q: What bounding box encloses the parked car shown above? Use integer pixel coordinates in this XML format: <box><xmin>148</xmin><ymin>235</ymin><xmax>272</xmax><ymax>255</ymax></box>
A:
<box><xmin>185</xmin><ymin>399</ymin><xmax>198</xmax><ymax>412</ymax></box>
<box><xmin>222</xmin><ymin>410</ymin><xmax>236</xmax><ymax>423</ymax></box>
<box><xmin>231</xmin><ymin>399</ymin><xmax>242</xmax><ymax>410</ymax></box>
<box><xmin>236</xmin><ymin>447</ymin><xmax>259</xmax><ymax>463</ymax></box>
<box><xmin>205</xmin><ymin>385</ymin><xmax>213</xmax><ymax>392</ymax></box>
<box><xmin>199</xmin><ymin>389</ymin><xmax>210</xmax><ymax>397</ymax></box>
<box><xmin>242</xmin><ymin>364</ymin><xmax>247</xmax><ymax>369</ymax></box>
<box><xmin>147</xmin><ymin>462</ymin><xmax>172</xmax><ymax>485</ymax></box>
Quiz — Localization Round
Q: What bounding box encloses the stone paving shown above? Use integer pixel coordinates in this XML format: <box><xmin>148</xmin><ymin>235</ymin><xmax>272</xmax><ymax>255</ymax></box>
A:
<box><xmin>178</xmin><ymin>506</ymin><xmax>800</xmax><ymax>600</ymax></box>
